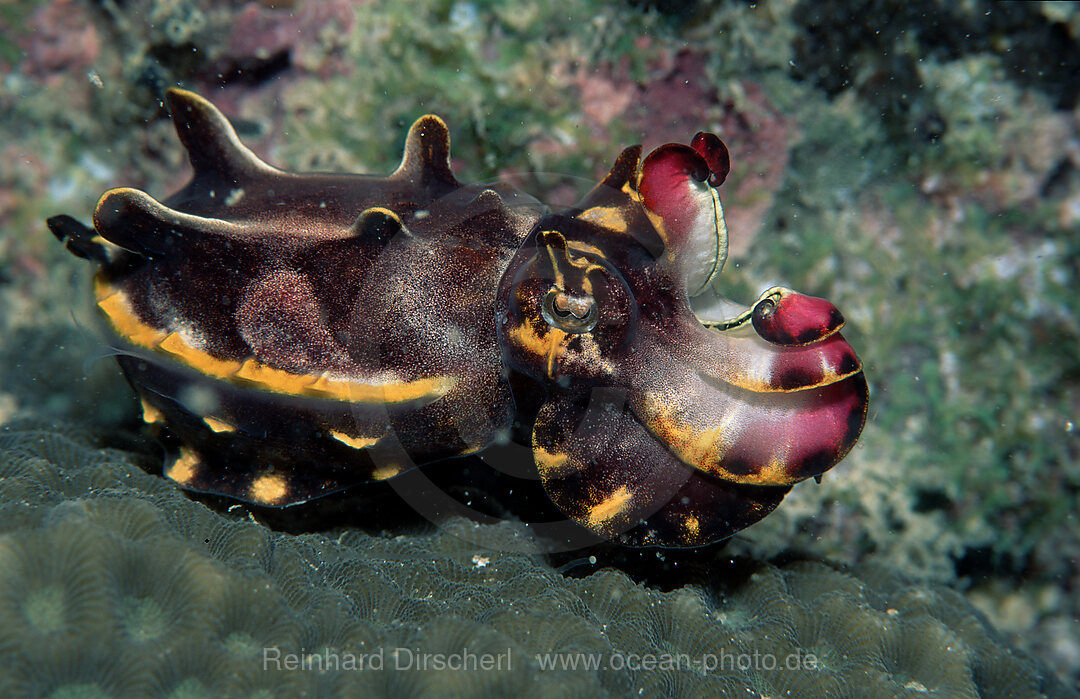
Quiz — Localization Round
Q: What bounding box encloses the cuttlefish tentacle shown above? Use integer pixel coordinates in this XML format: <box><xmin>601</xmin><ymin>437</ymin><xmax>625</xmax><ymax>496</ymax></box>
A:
<box><xmin>533</xmin><ymin>390</ymin><xmax>789</xmax><ymax>547</ymax></box>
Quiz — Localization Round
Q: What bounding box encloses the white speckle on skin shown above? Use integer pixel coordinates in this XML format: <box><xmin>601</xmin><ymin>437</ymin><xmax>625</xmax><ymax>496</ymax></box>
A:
<box><xmin>225</xmin><ymin>188</ymin><xmax>245</xmax><ymax>206</ymax></box>
<box><xmin>178</xmin><ymin>384</ymin><xmax>219</xmax><ymax>416</ymax></box>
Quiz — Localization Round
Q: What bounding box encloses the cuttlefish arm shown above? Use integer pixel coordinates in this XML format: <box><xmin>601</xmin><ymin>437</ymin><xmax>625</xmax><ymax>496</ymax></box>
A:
<box><xmin>630</xmin><ymin>286</ymin><xmax>868</xmax><ymax>486</ymax></box>
<box><xmin>532</xmin><ymin>389</ymin><xmax>789</xmax><ymax>547</ymax></box>
<box><xmin>681</xmin><ymin>286</ymin><xmax>861</xmax><ymax>393</ymax></box>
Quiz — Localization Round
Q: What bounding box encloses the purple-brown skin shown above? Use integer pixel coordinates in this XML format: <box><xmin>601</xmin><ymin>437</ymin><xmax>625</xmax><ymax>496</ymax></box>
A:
<box><xmin>48</xmin><ymin>89</ymin><xmax>867</xmax><ymax>547</ymax></box>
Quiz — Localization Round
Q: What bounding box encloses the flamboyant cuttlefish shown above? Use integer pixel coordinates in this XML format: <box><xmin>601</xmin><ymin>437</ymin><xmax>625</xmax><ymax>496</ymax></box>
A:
<box><xmin>48</xmin><ymin>89</ymin><xmax>867</xmax><ymax>547</ymax></box>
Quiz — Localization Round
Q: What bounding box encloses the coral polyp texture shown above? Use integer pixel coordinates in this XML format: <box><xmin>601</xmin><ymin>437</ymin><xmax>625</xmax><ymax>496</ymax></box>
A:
<box><xmin>0</xmin><ymin>422</ymin><xmax>1071</xmax><ymax>698</ymax></box>
<box><xmin>46</xmin><ymin>88</ymin><xmax>867</xmax><ymax>546</ymax></box>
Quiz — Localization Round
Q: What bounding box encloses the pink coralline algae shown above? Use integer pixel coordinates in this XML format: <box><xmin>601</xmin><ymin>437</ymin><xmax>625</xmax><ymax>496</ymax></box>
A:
<box><xmin>19</xmin><ymin>0</ymin><xmax>101</xmax><ymax>83</ymax></box>
<box><xmin>221</xmin><ymin>1</ymin><xmax>358</xmax><ymax>77</ymax></box>
<box><xmin>573</xmin><ymin>50</ymin><xmax>793</xmax><ymax>259</ymax></box>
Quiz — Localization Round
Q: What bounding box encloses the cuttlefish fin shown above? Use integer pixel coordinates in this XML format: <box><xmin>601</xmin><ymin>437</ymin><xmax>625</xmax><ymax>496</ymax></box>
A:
<box><xmin>164</xmin><ymin>87</ymin><xmax>281</xmax><ymax>185</ymax></box>
<box><xmin>391</xmin><ymin>114</ymin><xmax>459</xmax><ymax>190</ymax></box>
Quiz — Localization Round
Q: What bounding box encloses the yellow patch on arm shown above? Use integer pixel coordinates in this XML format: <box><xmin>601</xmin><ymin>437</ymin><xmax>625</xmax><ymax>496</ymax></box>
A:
<box><xmin>202</xmin><ymin>416</ymin><xmax>236</xmax><ymax>433</ymax></box>
<box><xmin>165</xmin><ymin>448</ymin><xmax>200</xmax><ymax>486</ymax></box>
<box><xmin>577</xmin><ymin>206</ymin><xmax>627</xmax><ymax>234</ymax></box>
<box><xmin>140</xmin><ymin>398</ymin><xmax>165</xmax><ymax>425</ymax></box>
<box><xmin>330</xmin><ymin>431</ymin><xmax>380</xmax><ymax>450</ymax></box>
<box><xmin>533</xmin><ymin>446</ymin><xmax>569</xmax><ymax>478</ymax></box>
<box><xmin>371</xmin><ymin>464</ymin><xmax>403</xmax><ymax>481</ymax></box>
<box><xmin>586</xmin><ymin>486</ymin><xmax>633</xmax><ymax>529</ymax></box>
<box><xmin>249</xmin><ymin>473</ymin><xmax>289</xmax><ymax>506</ymax></box>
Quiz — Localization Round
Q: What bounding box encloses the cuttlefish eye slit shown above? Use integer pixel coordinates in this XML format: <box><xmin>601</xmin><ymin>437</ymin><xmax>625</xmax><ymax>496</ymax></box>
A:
<box><xmin>542</xmin><ymin>288</ymin><xmax>598</xmax><ymax>334</ymax></box>
<box><xmin>754</xmin><ymin>295</ymin><xmax>778</xmax><ymax>319</ymax></box>
<box><xmin>49</xmin><ymin>87</ymin><xmax>867</xmax><ymax>548</ymax></box>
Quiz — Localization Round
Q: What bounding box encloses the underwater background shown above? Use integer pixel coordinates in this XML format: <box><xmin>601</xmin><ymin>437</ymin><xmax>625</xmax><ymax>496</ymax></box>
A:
<box><xmin>0</xmin><ymin>0</ymin><xmax>1077</xmax><ymax>696</ymax></box>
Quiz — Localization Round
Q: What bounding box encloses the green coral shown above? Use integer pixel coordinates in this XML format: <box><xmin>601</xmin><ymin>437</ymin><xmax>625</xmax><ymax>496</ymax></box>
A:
<box><xmin>272</xmin><ymin>0</ymin><xmax>676</xmax><ymax>193</ymax></box>
<box><xmin>0</xmin><ymin>422</ymin><xmax>1071</xmax><ymax>698</ymax></box>
<box><xmin>917</xmin><ymin>55</ymin><xmax>1021</xmax><ymax>173</ymax></box>
<box><xmin>701</xmin><ymin>19</ymin><xmax>1080</xmax><ymax>597</ymax></box>
<box><xmin>749</xmin><ymin>164</ymin><xmax>1077</xmax><ymax>556</ymax></box>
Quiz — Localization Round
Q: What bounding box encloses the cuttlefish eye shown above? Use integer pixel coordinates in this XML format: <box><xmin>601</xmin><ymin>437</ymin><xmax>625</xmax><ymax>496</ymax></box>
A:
<box><xmin>750</xmin><ymin>286</ymin><xmax>846</xmax><ymax>346</ymax></box>
<box><xmin>752</xmin><ymin>291</ymin><xmax>780</xmax><ymax>320</ymax></box>
<box><xmin>542</xmin><ymin>288</ymin><xmax>598</xmax><ymax>333</ymax></box>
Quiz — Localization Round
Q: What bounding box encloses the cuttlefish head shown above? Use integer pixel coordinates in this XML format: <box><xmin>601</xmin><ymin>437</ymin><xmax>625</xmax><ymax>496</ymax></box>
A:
<box><xmin>496</xmin><ymin>133</ymin><xmax>868</xmax><ymax>546</ymax></box>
